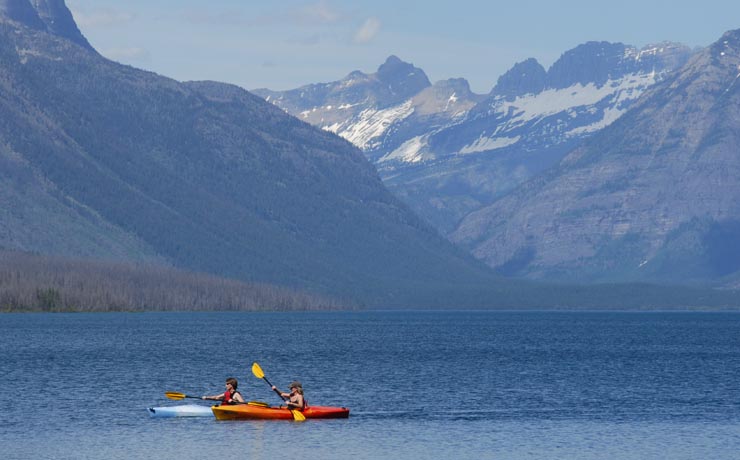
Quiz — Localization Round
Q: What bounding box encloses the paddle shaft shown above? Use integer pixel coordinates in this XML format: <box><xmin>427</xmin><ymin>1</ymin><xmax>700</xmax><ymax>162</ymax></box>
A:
<box><xmin>166</xmin><ymin>391</ymin><xmax>267</xmax><ymax>407</ymax></box>
<box><xmin>165</xmin><ymin>392</ymin><xmax>201</xmax><ymax>401</ymax></box>
<box><xmin>261</xmin><ymin>375</ymin><xmax>288</xmax><ymax>401</ymax></box>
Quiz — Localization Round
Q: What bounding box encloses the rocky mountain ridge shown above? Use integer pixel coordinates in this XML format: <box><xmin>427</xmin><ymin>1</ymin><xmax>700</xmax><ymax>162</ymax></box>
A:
<box><xmin>255</xmin><ymin>42</ymin><xmax>694</xmax><ymax>233</ymax></box>
<box><xmin>450</xmin><ymin>30</ymin><xmax>740</xmax><ymax>286</ymax></box>
<box><xmin>0</xmin><ymin>0</ymin><xmax>92</xmax><ymax>49</ymax></box>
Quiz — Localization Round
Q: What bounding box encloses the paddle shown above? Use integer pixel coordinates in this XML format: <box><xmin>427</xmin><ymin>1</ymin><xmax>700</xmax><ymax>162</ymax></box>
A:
<box><xmin>165</xmin><ymin>391</ymin><xmax>201</xmax><ymax>401</ymax></box>
<box><xmin>165</xmin><ymin>392</ymin><xmax>268</xmax><ymax>407</ymax></box>
<box><xmin>251</xmin><ymin>362</ymin><xmax>306</xmax><ymax>421</ymax></box>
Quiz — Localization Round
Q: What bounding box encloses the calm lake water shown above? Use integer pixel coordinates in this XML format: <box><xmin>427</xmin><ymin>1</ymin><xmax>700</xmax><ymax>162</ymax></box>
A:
<box><xmin>1</xmin><ymin>311</ymin><xmax>739</xmax><ymax>459</ymax></box>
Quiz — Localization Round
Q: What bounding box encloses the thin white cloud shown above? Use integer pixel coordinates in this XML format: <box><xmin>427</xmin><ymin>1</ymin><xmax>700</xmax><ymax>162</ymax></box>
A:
<box><xmin>353</xmin><ymin>17</ymin><xmax>381</xmax><ymax>44</ymax></box>
<box><xmin>296</xmin><ymin>1</ymin><xmax>342</xmax><ymax>25</ymax></box>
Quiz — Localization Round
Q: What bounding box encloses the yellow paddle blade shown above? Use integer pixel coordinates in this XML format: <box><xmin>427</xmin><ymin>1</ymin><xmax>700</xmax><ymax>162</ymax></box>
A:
<box><xmin>165</xmin><ymin>392</ymin><xmax>187</xmax><ymax>400</ymax></box>
<box><xmin>291</xmin><ymin>410</ymin><xmax>306</xmax><ymax>421</ymax></box>
<box><xmin>251</xmin><ymin>362</ymin><xmax>265</xmax><ymax>379</ymax></box>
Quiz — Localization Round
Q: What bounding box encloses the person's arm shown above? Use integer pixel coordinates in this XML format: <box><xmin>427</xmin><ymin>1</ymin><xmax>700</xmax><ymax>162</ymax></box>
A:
<box><xmin>202</xmin><ymin>393</ymin><xmax>223</xmax><ymax>401</ymax></box>
<box><xmin>231</xmin><ymin>391</ymin><xmax>245</xmax><ymax>403</ymax></box>
<box><xmin>271</xmin><ymin>385</ymin><xmax>290</xmax><ymax>399</ymax></box>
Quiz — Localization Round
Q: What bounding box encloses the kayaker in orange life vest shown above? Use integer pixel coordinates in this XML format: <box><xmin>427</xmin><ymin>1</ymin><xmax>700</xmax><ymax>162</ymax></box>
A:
<box><xmin>201</xmin><ymin>377</ymin><xmax>245</xmax><ymax>405</ymax></box>
<box><xmin>271</xmin><ymin>380</ymin><xmax>306</xmax><ymax>409</ymax></box>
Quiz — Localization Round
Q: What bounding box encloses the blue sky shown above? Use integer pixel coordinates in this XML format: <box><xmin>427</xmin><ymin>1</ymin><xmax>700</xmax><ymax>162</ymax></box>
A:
<box><xmin>68</xmin><ymin>0</ymin><xmax>740</xmax><ymax>93</ymax></box>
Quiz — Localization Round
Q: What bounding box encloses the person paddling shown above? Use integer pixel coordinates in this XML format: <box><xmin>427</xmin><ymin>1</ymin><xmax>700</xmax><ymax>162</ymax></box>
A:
<box><xmin>271</xmin><ymin>380</ymin><xmax>306</xmax><ymax>410</ymax></box>
<box><xmin>202</xmin><ymin>377</ymin><xmax>245</xmax><ymax>405</ymax></box>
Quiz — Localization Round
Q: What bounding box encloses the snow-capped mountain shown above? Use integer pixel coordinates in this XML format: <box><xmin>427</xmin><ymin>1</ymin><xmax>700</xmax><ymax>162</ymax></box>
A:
<box><xmin>252</xmin><ymin>55</ymin><xmax>484</xmax><ymax>161</ymax></box>
<box><xmin>428</xmin><ymin>42</ymin><xmax>692</xmax><ymax>158</ymax></box>
<box><xmin>450</xmin><ymin>30</ymin><xmax>740</xmax><ymax>287</ymax></box>
<box><xmin>254</xmin><ymin>42</ymin><xmax>694</xmax><ymax>234</ymax></box>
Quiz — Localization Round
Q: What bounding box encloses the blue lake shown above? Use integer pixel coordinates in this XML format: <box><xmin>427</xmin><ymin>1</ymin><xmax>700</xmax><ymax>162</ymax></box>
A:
<box><xmin>1</xmin><ymin>311</ymin><xmax>739</xmax><ymax>459</ymax></box>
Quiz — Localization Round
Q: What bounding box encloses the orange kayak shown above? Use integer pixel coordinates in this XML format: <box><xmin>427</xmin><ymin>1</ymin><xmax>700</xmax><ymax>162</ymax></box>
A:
<box><xmin>211</xmin><ymin>404</ymin><xmax>349</xmax><ymax>420</ymax></box>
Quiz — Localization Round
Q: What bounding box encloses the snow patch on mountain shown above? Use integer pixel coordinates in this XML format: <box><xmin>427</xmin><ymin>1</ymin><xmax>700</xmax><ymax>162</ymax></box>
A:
<box><xmin>460</xmin><ymin>135</ymin><xmax>521</xmax><ymax>154</ymax></box>
<box><xmin>323</xmin><ymin>100</ymin><xmax>415</xmax><ymax>150</ymax></box>
<box><xmin>380</xmin><ymin>135</ymin><xmax>433</xmax><ymax>163</ymax></box>
<box><xmin>494</xmin><ymin>72</ymin><xmax>656</xmax><ymax>124</ymax></box>
<box><xmin>444</xmin><ymin>93</ymin><xmax>459</xmax><ymax>110</ymax></box>
<box><xmin>446</xmin><ymin>71</ymin><xmax>659</xmax><ymax>156</ymax></box>
<box><xmin>567</xmin><ymin>105</ymin><xmax>626</xmax><ymax>136</ymax></box>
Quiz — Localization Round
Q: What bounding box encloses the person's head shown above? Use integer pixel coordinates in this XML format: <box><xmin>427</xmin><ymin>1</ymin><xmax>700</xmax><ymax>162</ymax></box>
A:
<box><xmin>289</xmin><ymin>381</ymin><xmax>303</xmax><ymax>395</ymax></box>
<box><xmin>226</xmin><ymin>377</ymin><xmax>238</xmax><ymax>390</ymax></box>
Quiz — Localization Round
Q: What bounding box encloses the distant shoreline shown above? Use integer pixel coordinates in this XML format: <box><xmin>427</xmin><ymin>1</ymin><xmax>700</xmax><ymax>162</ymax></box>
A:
<box><xmin>5</xmin><ymin>306</ymin><xmax>738</xmax><ymax>314</ymax></box>
<box><xmin>0</xmin><ymin>250</ymin><xmax>348</xmax><ymax>313</ymax></box>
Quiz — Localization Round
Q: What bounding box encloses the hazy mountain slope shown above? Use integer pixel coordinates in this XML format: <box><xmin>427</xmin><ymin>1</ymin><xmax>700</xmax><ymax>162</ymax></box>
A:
<box><xmin>451</xmin><ymin>30</ymin><xmax>740</xmax><ymax>285</ymax></box>
<box><xmin>0</xmin><ymin>7</ymin><xmax>505</xmax><ymax>307</ymax></box>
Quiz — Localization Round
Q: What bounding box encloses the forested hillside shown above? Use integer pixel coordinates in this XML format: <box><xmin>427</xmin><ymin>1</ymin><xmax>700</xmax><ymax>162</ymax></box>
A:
<box><xmin>0</xmin><ymin>250</ymin><xmax>344</xmax><ymax>312</ymax></box>
<box><xmin>0</xmin><ymin>5</ymin><xmax>502</xmax><ymax>308</ymax></box>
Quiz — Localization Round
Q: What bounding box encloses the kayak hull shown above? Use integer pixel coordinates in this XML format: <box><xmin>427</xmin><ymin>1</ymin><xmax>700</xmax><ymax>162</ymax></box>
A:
<box><xmin>211</xmin><ymin>404</ymin><xmax>350</xmax><ymax>420</ymax></box>
<box><xmin>148</xmin><ymin>404</ymin><xmax>214</xmax><ymax>418</ymax></box>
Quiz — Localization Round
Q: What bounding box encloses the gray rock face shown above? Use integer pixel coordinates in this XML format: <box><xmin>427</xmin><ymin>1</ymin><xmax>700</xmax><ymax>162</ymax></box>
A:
<box><xmin>491</xmin><ymin>58</ymin><xmax>546</xmax><ymax>98</ymax></box>
<box><xmin>375</xmin><ymin>55</ymin><xmax>432</xmax><ymax>102</ymax></box>
<box><xmin>450</xmin><ymin>30</ymin><xmax>740</xmax><ymax>286</ymax></box>
<box><xmin>0</xmin><ymin>0</ymin><xmax>45</xmax><ymax>29</ymax></box>
<box><xmin>0</xmin><ymin>0</ymin><xmax>93</xmax><ymax>50</ymax></box>
<box><xmin>32</xmin><ymin>0</ymin><xmax>93</xmax><ymax>50</ymax></box>
<box><xmin>547</xmin><ymin>41</ymin><xmax>633</xmax><ymax>89</ymax></box>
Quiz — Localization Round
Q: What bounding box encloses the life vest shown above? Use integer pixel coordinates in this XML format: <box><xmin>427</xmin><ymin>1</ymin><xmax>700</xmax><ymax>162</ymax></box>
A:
<box><xmin>220</xmin><ymin>390</ymin><xmax>240</xmax><ymax>405</ymax></box>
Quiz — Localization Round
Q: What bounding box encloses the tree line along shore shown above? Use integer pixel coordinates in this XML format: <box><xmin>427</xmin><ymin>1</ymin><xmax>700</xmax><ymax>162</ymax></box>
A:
<box><xmin>0</xmin><ymin>250</ymin><xmax>347</xmax><ymax>312</ymax></box>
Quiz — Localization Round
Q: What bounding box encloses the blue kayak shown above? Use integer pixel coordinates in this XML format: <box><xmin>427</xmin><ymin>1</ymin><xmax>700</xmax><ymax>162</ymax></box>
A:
<box><xmin>147</xmin><ymin>404</ymin><xmax>214</xmax><ymax>418</ymax></box>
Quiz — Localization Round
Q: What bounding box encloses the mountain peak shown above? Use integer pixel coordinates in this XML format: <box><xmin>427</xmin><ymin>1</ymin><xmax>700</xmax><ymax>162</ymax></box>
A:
<box><xmin>379</xmin><ymin>54</ymin><xmax>405</xmax><ymax>68</ymax></box>
<box><xmin>375</xmin><ymin>55</ymin><xmax>431</xmax><ymax>98</ymax></box>
<box><xmin>547</xmin><ymin>41</ymin><xmax>629</xmax><ymax>88</ymax></box>
<box><xmin>376</xmin><ymin>55</ymin><xmax>426</xmax><ymax>81</ymax></box>
<box><xmin>491</xmin><ymin>57</ymin><xmax>546</xmax><ymax>97</ymax></box>
<box><xmin>718</xmin><ymin>28</ymin><xmax>740</xmax><ymax>42</ymax></box>
<box><xmin>0</xmin><ymin>0</ymin><xmax>93</xmax><ymax>50</ymax></box>
<box><xmin>33</xmin><ymin>0</ymin><xmax>93</xmax><ymax>50</ymax></box>
<box><xmin>432</xmin><ymin>77</ymin><xmax>474</xmax><ymax>95</ymax></box>
<box><xmin>710</xmin><ymin>29</ymin><xmax>740</xmax><ymax>65</ymax></box>
<box><xmin>0</xmin><ymin>0</ymin><xmax>46</xmax><ymax>29</ymax></box>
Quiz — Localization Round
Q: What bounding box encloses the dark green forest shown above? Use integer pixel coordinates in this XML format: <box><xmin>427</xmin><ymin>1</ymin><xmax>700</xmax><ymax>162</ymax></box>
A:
<box><xmin>0</xmin><ymin>250</ymin><xmax>346</xmax><ymax>312</ymax></box>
